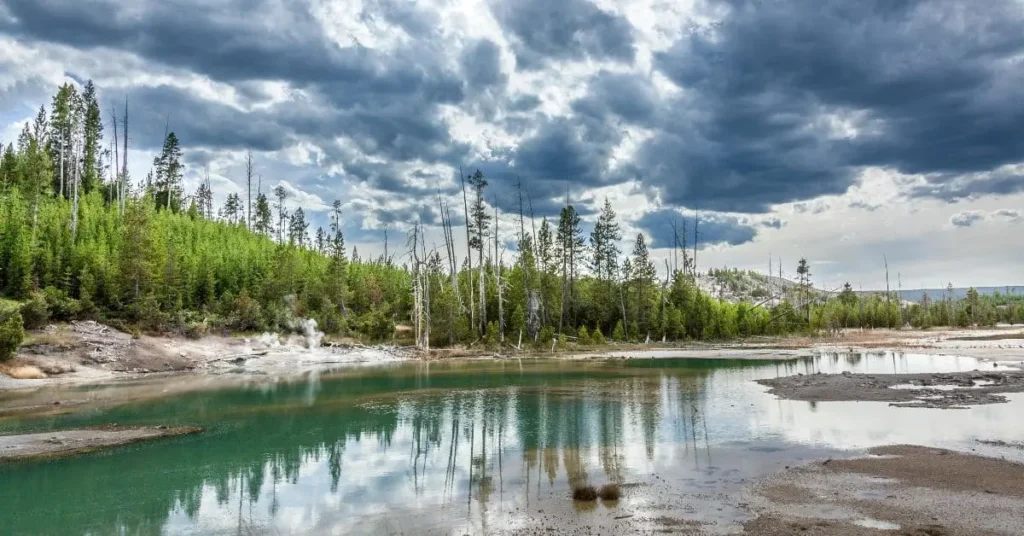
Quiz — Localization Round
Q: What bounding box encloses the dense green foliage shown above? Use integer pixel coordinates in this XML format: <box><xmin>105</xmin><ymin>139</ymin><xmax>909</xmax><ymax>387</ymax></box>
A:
<box><xmin>1</xmin><ymin>83</ymin><xmax>1018</xmax><ymax>350</ymax></box>
<box><xmin>0</xmin><ymin>310</ymin><xmax>25</xmax><ymax>362</ymax></box>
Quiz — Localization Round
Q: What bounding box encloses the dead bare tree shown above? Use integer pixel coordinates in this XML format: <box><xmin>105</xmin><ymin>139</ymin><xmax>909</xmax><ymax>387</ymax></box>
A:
<box><xmin>494</xmin><ymin>201</ymin><xmax>504</xmax><ymax>342</ymax></box>
<box><xmin>245</xmin><ymin>150</ymin><xmax>254</xmax><ymax>229</ymax></box>
<box><xmin>110</xmin><ymin>106</ymin><xmax>121</xmax><ymax>212</ymax></box>
<box><xmin>122</xmin><ymin>98</ymin><xmax>129</xmax><ymax>214</ymax></box>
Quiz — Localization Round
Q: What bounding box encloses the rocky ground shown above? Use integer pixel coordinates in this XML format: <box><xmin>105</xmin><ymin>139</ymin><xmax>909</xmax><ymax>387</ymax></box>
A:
<box><xmin>0</xmin><ymin>425</ymin><xmax>201</xmax><ymax>462</ymax></box>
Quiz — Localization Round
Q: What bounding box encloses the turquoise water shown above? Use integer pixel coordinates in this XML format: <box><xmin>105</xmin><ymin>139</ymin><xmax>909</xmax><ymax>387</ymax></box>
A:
<box><xmin>0</xmin><ymin>352</ymin><xmax>1019</xmax><ymax>535</ymax></box>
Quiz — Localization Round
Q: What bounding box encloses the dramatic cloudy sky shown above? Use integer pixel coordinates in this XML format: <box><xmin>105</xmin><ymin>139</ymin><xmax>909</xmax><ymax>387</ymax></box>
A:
<box><xmin>2</xmin><ymin>0</ymin><xmax>1022</xmax><ymax>289</ymax></box>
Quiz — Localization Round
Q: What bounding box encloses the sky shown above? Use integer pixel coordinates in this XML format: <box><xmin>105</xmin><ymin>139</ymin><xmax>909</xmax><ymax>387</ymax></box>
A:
<box><xmin>1</xmin><ymin>0</ymin><xmax>1022</xmax><ymax>290</ymax></box>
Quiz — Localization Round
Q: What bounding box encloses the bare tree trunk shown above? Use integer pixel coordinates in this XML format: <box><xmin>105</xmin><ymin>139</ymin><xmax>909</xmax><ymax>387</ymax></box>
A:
<box><xmin>245</xmin><ymin>150</ymin><xmax>254</xmax><ymax>230</ymax></box>
<box><xmin>495</xmin><ymin>202</ymin><xmax>504</xmax><ymax>342</ymax></box>
<box><xmin>71</xmin><ymin>137</ymin><xmax>80</xmax><ymax>243</ymax></box>
<box><xmin>59</xmin><ymin>138</ymin><xmax>65</xmax><ymax>199</ymax></box>
<box><xmin>111</xmin><ymin>106</ymin><xmax>120</xmax><ymax>212</ymax></box>
<box><xmin>884</xmin><ymin>255</ymin><xmax>892</xmax><ymax>328</ymax></box>
<box><xmin>122</xmin><ymin>98</ymin><xmax>129</xmax><ymax>214</ymax></box>
<box><xmin>692</xmin><ymin>211</ymin><xmax>699</xmax><ymax>277</ymax></box>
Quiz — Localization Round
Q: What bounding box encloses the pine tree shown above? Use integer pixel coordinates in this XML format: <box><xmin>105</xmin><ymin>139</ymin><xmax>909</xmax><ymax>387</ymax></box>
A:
<box><xmin>153</xmin><ymin>132</ymin><xmax>183</xmax><ymax>211</ymax></box>
<box><xmin>590</xmin><ymin>198</ymin><xmax>621</xmax><ymax>280</ymax></box>
<box><xmin>273</xmin><ymin>185</ymin><xmax>288</xmax><ymax>242</ymax></box>
<box><xmin>254</xmin><ymin>193</ymin><xmax>273</xmax><ymax>236</ymax></box>
<box><xmin>289</xmin><ymin>207</ymin><xmax>308</xmax><ymax>247</ymax></box>
<box><xmin>81</xmin><ymin>80</ymin><xmax>103</xmax><ymax>193</ymax></box>
<box><xmin>630</xmin><ymin>233</ymin><xmax>657</xmax><ymax>335</ymax></box>
<box><xmin>556</xmin><ymin>204</ymin><xmax>584</xmax><ymax>330</ymax></box>
<box><xmin>467</xmin><ymin>169</ymin><xmax>490</xmax><ymax>332</ymax></box>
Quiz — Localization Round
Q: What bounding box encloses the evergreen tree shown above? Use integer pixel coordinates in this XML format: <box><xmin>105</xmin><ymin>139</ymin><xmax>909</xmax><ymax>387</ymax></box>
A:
<box><xmin>254</xmin><ymin>192</ymin><xmax>272</xmax><ymax>236</ymax></box>
<box><xmin>81</xmin><ymin>80</ymin><xmax>103</xmax><ymax>193</ymax></box>
<box><xmin>289</xmin><ymin>207</ymin><xmax>308</xmax><ymax>247</ymax></box>
<box><xmin>629</xmin><ymin>234</ymin><xmax>657</xmax><ymax>335</ymax></box>
<box><xmin>590</xmin><ymin>198</ymin><xmax>621</xmax><ymax>280</ymax></box>
<box><xmin>274</xmin><ymin>185</ymin><xmax>288</xmax><ymax>242</ymax></box>
<box><xmin>153</xmin><ymin>132</ymin><xmax>183</xmax><ymax>211</ymax></box>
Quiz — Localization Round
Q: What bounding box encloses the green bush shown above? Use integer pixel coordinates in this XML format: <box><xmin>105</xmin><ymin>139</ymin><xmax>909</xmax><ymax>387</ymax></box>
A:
<box><xmin>42</xmin><ymin>286</ymin><xmax>81</xmax><ymax>321</ymax></box>
<box><xmin>485</xmin><ymin>321</ymin><xmax>500</xmax><ymax>347</ymax></box>
<box><xmin>591</xmin><ymin>326</ymin><xmax>606</xmax><ymax>345</ymax></box>
<box><xmin>611</xmin><ymin>320</ymin><xmax>626</xmax><ymax>341</ymax></box>
<box><xmin>19</xmin><ymin>292</ymin><xmax>50</xmax><ymax>330</ymax></box>
<box><xmin>228</xmin><ymin>291</ymin><xmax>264</xmax><ymax>332</ymax></box>
<box><xmin>357</xmin><ymin>310</ymin><xmax>394</xmax><ymax>342</ymax></box>
<box><xmin>577</xmin><ymin>325</ymin><xmax>591</xmax><ymax>345</ymax></box>
<box><xmin>0</xmin><ymin>311</ymin><xmax>25</xmax><ymax>362</ymax></box>
<box><xmin>537</xmin><ymin>326</ymin><xmax>555</xmax><ymax>347</ymax></box>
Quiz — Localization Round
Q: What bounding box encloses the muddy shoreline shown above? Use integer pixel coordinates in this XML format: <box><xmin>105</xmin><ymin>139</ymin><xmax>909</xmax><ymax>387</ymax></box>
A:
<box><xmin>757</xmin><ymin>370</ymin><xmax>1024</xmax><ymax>408</ymax></box>
<box><xmin>4</xmin><ymin>322</ymin><xmax>1023</xmax><ymax>391</ymax></box>
<box><xmin>744</xmin><ymin>445</ymin><xmax>1024</xmax><ymax>535</ymax></box>
<box><xmin>0</xmin><ymin>425</ymin><xmax>202</xmax><ymax>462</ymax></box>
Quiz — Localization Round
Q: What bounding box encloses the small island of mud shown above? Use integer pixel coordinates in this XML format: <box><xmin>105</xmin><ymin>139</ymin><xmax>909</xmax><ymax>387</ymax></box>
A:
<box><xmin>757</xmin><ymin>370</ymin><xmax>1024</xmax><ymax>409</ymax></box>
<box><xmin>0</xmin><ymin>425</ymin><xmax>202</xmax><ymax>463</ymax></box>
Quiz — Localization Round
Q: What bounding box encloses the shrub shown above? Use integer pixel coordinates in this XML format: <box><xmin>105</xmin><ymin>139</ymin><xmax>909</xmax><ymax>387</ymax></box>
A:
<box><xmin>591</xmin><ymin>326</ymin><xmax>606</xmax><ymax>345</ymax></box>
<box><xmin>598</xmin><ymin>484</ymin><xmax>621</xmax><ymax>501</ymax></box>
<box><xmin>42</xmin><ymin>286</ymin><xmax>80</xmax><ymax>321</ymax></box>
<box><xmin>486</xmin><ymin>321</ymin><xmax>500</xmax><ymax>347</ymax></box>
<box><xmin>611</xmin><ymin>320</ymin><xmax>626</xmax><ymax>341</ymax></box>
<box><xmin>19</xmin><ymin>292</ymin><xmax>50</xmax><ymax>330</ymax></box>
<box><xmin>0</xmin><ymin>311</ymin><xmax>25</xmax><ymax>362</ymax></box>
<box><xmin>577</xmin><ymin>325</ymin><xmax>591</xmax><ymax>345</ymax></box>
<box><xmin>228</xmin><ymin>291</ymin><xmax>264</xmax><ymax>332</ymax></box>
<box><xmin>571</xmin><ymin>485</ymin><xmax>598</xmax><ymax>501</ymax></box>
<box><xmin>358</xmin><ymin>310</ymin><xmax>394</xmax><ymax>342</ymax></box>
<box><xmin>537</xmin><ymin>326</ymin><xmax>555</xmax><ymax>347</ymax></box>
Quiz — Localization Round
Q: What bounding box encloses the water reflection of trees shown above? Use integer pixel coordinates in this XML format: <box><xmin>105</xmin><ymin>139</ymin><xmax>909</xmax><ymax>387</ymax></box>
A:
<box><xmin>0</xmin><ymin>360</ymin><xmax>759</xmax><ymax>534</ymax></box>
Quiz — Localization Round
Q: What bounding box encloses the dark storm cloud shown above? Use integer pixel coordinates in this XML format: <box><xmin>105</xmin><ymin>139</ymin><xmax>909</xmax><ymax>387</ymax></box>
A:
<box><xmin>633</xmin><ymin>0</ymin><xmax>1024</xmax><ymax>212</ymax></box>
<box><xmin>572</xmin><ymin>71</ymin><xmax>658</xmax><ymax>124</ymax></box>
<box><xmin>461</xmin><ymin>115</ymin><xmax>621</xmax><ymax>218</ymax></box>
<box><xmin>490</xmin><ymin>0</ymin><xmax>636</xmax><ymax>70</ymax></box>
<box><xmin>1</xmin><ymin>0</ymin><xmax>363</xmax><ymax>84</ymax></box>
<box><xmin>635</xmin><ymin>209</ymin><xmax>758</xmax><ymax>249</ymax></box>
<box><xmin>461</xmin><ymin>39</ymin><xmax>506</xmax><ymax>88</ymax></box>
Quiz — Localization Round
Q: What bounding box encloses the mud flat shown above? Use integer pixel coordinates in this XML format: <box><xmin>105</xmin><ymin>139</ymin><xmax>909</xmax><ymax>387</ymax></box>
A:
<box><xmin>0</xmin><ymin>425</ymin><xmax>201</xmax><ymax>462</ymax></box>
<box><xmin>757</xmin><ymin>370</ymin><xmax>1024</xmax><ymax>408</ymax></box>
<box><xmin>744</xmin><ymin>445</ymin><xmax>1024</xmax><ymax>535</ymax></box>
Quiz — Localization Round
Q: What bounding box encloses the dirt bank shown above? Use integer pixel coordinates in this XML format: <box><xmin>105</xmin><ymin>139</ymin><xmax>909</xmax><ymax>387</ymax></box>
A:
<box><xmin>744</xmin><ymin>445</ymin><xmax>1024</xmax><ymax>535</ymax></box>
<box><xmin>757</xmin><ymin>370</ymin><xmax>1024</xmax><ymax>408</ymax></box>
<box><xmin>0</xmin><ymin>425</ymin><xmax>201</xmax><ymax>462</ymax></box>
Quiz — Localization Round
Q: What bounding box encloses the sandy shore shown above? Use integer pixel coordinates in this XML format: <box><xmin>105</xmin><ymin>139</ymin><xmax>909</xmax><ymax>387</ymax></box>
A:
<box><xmin>743</xmin><ymin>445</ymin><xmax>1024</xmax><ymax>535</ymax></box>
<box><xmin>0</xmin><ymin>425</ymin><xmax>201</xmax><ymax>462</ymax></box>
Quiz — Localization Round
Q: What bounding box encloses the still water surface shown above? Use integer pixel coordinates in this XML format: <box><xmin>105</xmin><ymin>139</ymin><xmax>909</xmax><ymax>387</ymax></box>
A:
<box><xmin>0</xmin><ymin>352</ymin><xmax>1021</xmax><ymax>535</ymax></box>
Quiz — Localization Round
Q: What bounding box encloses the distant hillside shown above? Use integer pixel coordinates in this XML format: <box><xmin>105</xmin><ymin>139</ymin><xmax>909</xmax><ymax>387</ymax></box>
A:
<box><xmin>880</xmin><ymin>286</ymin><xmax>1024</xmax><ymax>303</ymax></box>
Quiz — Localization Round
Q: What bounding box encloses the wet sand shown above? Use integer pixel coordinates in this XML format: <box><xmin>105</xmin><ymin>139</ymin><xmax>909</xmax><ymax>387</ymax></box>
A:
<box><xmin>757</xmin><ymin>370</ymin><xmax>1024</xmax><ymax>408</ymax></box>
<box><xmin>744</xmin><ymin>445</ymin><xmax>1024</xmax><ymax>535</ymax></box>
<box><xmin>0</xmin><ymin>425</ymin><xmax>201</xmax><ymax>462</ymax></box>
